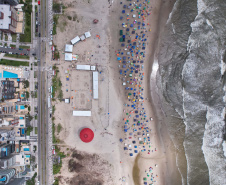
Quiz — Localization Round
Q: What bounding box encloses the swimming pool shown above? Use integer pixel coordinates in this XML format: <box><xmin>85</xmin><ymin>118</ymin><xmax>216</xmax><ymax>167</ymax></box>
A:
<box><xmin>24</xmin><ymin>148</ymin><xmax>29</xmax><ymax>151</ymax></box>
<box><xmin>3</xmin><ymin>71</ymin><xmax>18</xmax><ymax>78</ymax></box>
<box><xmin>20</xmin><ymin>105</ymin><xmax>25</xmax><ymax>110</ymax></box>
<box><xmin>21</xmin><ymin>129</ymin><xmax>25</xmax><ymax>135</ymax></box>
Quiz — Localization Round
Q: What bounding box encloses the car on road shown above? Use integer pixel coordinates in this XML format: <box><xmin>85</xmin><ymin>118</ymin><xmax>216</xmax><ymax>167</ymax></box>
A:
<box><xmin>38</xmin><ymin>0</ymin><xmax>40</xmax><ymax>5</ymax></box>
<box><xmin>39</xmin><ymin>33</ymin><xmax>41</xmax><ymax>37</ymax></box>
<box><xmin>19</xmin><ymin>48</ymin><xmax>23</xmax><ymax>50</ymax></box>
<box><xmin>51</xmin><ymin>36</ymin><xmax>53</xmax><ymax>40</ymax></box>
<box><xmin>27</xmin><ymin>49</ymin><xmax>30</xmax><ymax>51</ymax></box>
<box><xmin>50</xmin><ymin>30</ymin><xmax>52</xmax><ymax>35</ymax></box>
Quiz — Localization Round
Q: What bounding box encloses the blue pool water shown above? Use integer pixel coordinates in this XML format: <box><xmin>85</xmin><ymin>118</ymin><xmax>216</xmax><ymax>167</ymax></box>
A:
<box><xmin>24</xmin><ymin>148</ymin><xmax>29</xmax><ymax>151</ymax></box>
<box><xmin>0</xmin><ymin>73</ymin><xmax>2</xmax><ymax>78</ymax></box>
<box><xmin>19</xmin><ymin>117</ymin><xmax>24</xmax><ymax>119</ymax></box>
<box><xmin>3</xmin><ymin>71</ymin><xmax>18</xmax><ymax>78</ymax></box>
<box><xmin>20</xmin><ymin>105</ymin><xmax>25</xmax><ymax>110</ymax></box>
<box><xmin>16</xmin><ymin>105</ymin><xmax>18</xmax><ymax>110</ymax></box>
<box><xmin>21</xmin><ymin>94</ymin><xmax>25</xmax><ymax>97</ymax></box>
<box><xmin>21</xmin><ymin>129</ymin><xmax>25</xmax><ymax>135</ymax></box>
<box><xmin>25</xmin><ymin>155</ymin><xmax>30</xmax><ymax>158</ymax></box>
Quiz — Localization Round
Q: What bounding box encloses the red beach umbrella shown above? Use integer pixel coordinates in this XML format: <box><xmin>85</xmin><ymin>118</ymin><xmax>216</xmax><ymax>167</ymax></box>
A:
<box><xmin>80</xmin><ymin>128</ymin><xmax>94</xmax><ymax>143</ymax></box>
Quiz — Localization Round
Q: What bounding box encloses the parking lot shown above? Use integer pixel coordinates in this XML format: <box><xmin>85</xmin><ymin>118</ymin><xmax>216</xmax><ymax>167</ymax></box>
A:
<box><xmin>0</xmin><ymin>46</ymin><xmax>30</xmax><ymax>56</ymax></box>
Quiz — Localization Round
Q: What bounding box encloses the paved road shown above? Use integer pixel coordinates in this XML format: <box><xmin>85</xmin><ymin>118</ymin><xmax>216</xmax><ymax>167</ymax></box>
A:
<box><xmin>0</xmin><ymin>46</ymin><xmax>30</xmax><ymax>55</ymax></box>
<box><xmin>37</xmin><ymin>0</ymin><xmax>49</xmax><ymax>183</ymax></box>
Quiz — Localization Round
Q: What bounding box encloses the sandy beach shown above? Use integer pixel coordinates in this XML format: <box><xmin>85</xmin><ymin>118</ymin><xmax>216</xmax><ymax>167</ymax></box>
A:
<box><xmin>50</xmin><ymin>0</ymin><xmax>180</xmax><ymax>184</ymax></box>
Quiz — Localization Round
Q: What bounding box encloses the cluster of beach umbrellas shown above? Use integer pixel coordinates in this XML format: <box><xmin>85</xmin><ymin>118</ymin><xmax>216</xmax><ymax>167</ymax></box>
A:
<box><xmin>117</xmin><ymin>1</ymin><xmax>158</xmax><ymax>184</ymax></box>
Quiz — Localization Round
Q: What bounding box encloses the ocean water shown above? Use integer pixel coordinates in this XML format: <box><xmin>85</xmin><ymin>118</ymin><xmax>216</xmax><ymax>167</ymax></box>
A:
<box><xmin>154</xmin><ymin>0</ymin><xmax>226</xmax><ymax>184</ymax></box>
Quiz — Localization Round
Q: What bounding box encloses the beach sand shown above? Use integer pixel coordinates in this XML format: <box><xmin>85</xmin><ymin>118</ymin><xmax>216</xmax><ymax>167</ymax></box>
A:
<box><xmin>50</xmin><ymin>0</ymin><xmax>180</xmax><ymax>184</ymax></box>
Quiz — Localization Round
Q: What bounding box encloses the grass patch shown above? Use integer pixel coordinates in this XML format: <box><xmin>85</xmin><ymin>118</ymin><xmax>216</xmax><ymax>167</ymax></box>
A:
<box><xmin>20</xmin><ymin>0</ymin><xmax>32</xmax><ymax>42</ymax></box>
<box><xmin>10</xmin><ymin>44</ymin><xmax>16</xmax><ymax>48</ymax></box>
<box><xmin>19</xmin><ymin>45</ymin><xmax>30</xmax><ymax>49</ymax></box>
<box><xmin>26</xmin><ymin>172</ymin><xmax>37</xmax><ymax>185</ymax></box>
<box><xmin>53</xmin><ymin>3</ymin><xmax>61</xmax><ymax>13</ymax></box>
<box><xmin>4</xmin><ymin>53</ymin><xmax>29</xmax><ymax>59</ymax></box>
<box><xmin>26</xmin><ymin>91</ymin><xmax>29</xmax><ymax>99</ymax></box>
<box><xmin>53</xmin><ymin>146</ymin><xmax>66</xmax><ymax>175</ymax></box>
<box><xmin>34</xmin><ymin>71</ymin><xmax>37</xmax><ymax>78</ymax></box>
<box><xmin>67</xmin><ymin>16</ymin><xmax>72</xmax><ymax>20</ymax></box>
<box><xmin>57</xmin><ymin>123</ymin><xmax>62</xmax><ymax>134</ymax></box>
<box><xmin>53</xmin><ymin>15</ymin><xmax>59</xmax><ymax>35</ymax></box>
<box><xmin>26</xmin><ymin>126</ymin><xmax>33</xmax><ymax>136</ymax></box>
<box><xmin>53</xmin><ymin>177</ymin><xmax>59</xmax><ymax>185</ymax></box>
<box><xmin>52</xmin><ymin>105</ymin><xmax>55</xmax><ymax>114</ymax></box>
<box><xmin>0</xmin><ymin>59</ymin><xmax>29</xmax><ymax>66</ymax></box>
<box><xmin>23</xmin><ymin>80</ymin><xmax>29</xmax><ymax>88</ymax></box>
<box><xmin>11</xmin><ymin>34</ymin><xmax>17</xmax><ymax>42</ymax></box>
<box><xmin>52</xmin><ymin>66</ymin><xmax>63</xmax><ymax>100</ymax></box>
<box><xmin>35</xmin><ymin>127</ymin><xmax>38</xmax><ymax>134</ymax></box>
<box><xmin>4</xmin><ymin>34</ymin><xmax>8</xmax><ymax>41</ymax></box>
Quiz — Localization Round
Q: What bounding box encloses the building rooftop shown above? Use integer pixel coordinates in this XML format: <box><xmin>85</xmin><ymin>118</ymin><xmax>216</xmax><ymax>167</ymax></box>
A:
<box><xmin>65</xmin><ymin>44</ymin><xmax>73</xmax><ymax>53</ymax></box>
<box><xmin>0</xmin><ymin>5</ymin><xmax>11</xmax><ymax>30</ymax></box>
<box><xmin>65</xmin><ymin>53</ymin><xmax>72</xmax><ymax>61</ymax></box>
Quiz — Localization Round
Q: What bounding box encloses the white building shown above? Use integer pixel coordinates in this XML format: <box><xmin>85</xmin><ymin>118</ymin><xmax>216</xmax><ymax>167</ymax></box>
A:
<box><xmin>93</xmin><ymin>72</ymin><xmax>98</xmax><ymax>99</ymax></box>
<box><xmin>71</xmin><ymin>36</ymin><xmax>80</xmax><ymax>45</ymax></box>
<box><xmin>65</xmin><ymin>99</ymin><xmax>70</xmax><ymax>103</ymax></box>
<box><xmin>65</xmin><ymin>44</ymin><xmax>73</xmax><ymax>52</ymax></box>
<box><xmin>0</xmin><ymin>5</ymin><xmax>18</xmax><ymax>33</ymax></box>
<box><xmin>76</xmin><ymin>65</ymin><xmax>91</xmax><ymax>70</ymax></box>
<box><xmin>84</xmin><ymin>31</ymin><xmax>91</xmax><ymax>38</ymax></box>
<box><xmin>80</xmin><ymin>35</ymin><xmax>85</xmax><ymax>41</ymax></box>
<box><xmin>65</xmin><ymin>53</ymin><xmax>72</xmax><ymax>61</ymax></box>
<box><xmin>73</xmin><ymin>111</ymin><xmax>91</xmax><ymax>117</ymax></box>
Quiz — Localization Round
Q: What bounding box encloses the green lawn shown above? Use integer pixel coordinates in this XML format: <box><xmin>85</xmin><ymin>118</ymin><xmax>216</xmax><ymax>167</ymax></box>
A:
<box><xmin>10</xmin><ymin>44</ymin><xmax>16</xmax><ymax>48</ymax></box>
<box><xmin>19</xmin><ymin>45</ymin><xmax>30</xmax><ymax>49</ymax></box>
<box><xmin>20</xmin><ymin>0</ymin><xmax>32</xmax><ymax>42</ymax></box>
<box><xmin>11</xmin><ymin>34</ymin><xmax>17</xmax><ymax>42</ymax></box>
<box><xmin>26</xmin><ymin>126</ymin><xmax>33</xmax><ymax>136</ymax></box>
<box><xmin>57</xmin><ymin>124</ymin><xmax>62</xmax><ymax>133</ymax></box>
<box><xmin>0</xmin><ymin>59</ymin><xmax>29</xmax><ymax>66</ymax></box>
<box><xmin>26</xmin><ymin>172</ymin><xmax>37</xmax><ymax>185</ymax></box>
<box><xmin>4</xmin><ymin>53</ymin><xmax>29</xmax><ymax>59</ymax></box>
<box><xmin>53</xmin><ymin>15</ymin><xmax>59</xmax><ymax>35</ymax></box>
<box><xmin>52</xmin><ymin>66</ymin><xmax>63</xmax><ymax>100</ymax></box>
<box><xmin>4</xmin><ymin>34</ymin><xmax>8</xmax><ymax>41</ymax></box>
<box><xmin>35</xmin><ymin>127</ymin><xmax>38</xmax><ymax>134</ymax></box>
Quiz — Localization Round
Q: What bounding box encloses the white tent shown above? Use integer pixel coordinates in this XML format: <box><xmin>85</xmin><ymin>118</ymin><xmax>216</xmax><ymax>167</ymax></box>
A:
<box><xmin>80</xmin><ymin>35</ymin><xmax>86</xmax><ymax>41</ymax></box>
<box><xmin>65</xmin><ymin>44</ymin><xmax>73</xmax><ymax>52</ymax></box>
<box><xmin>71</xmin><ymin>36</ymin><xmax>80</xmax><ymax>45</ymax></box>
<box><xmin>93</xmin><ymin>72</ymin><xmax>98</xmax><ymax>99</ymax></box>
<box><xmin>73</xmin><ymin>111</ymin><xmax>91</xmax><ymax>116</ymax></box>
<box><xmin>84</xmin><ymin>31</ymin><xmax>91</xmax><ymax>38</ymax></box>
<box><xmin>65</xmin><ymin>53</ymin><xmax>72</xmax><ymax>61</ymax></box>
<box><xmin>76</xmin><ymin>65</ymin><xmax>91</xmax><ymax>70</ymax></box>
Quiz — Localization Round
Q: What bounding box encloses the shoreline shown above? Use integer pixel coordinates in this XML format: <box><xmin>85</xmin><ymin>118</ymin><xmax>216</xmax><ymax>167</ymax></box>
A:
<box><xmin>145</xmin><ymin>0</ymin><xmax>182</xmax><ymax>184</ymax></box>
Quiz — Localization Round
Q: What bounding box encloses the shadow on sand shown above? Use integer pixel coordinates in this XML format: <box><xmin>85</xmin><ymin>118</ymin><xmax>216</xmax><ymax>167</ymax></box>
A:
<box><xmin>132</xmin><ymin>153</ymin><xmax>141</xmax><ymax>185</ymax></box>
